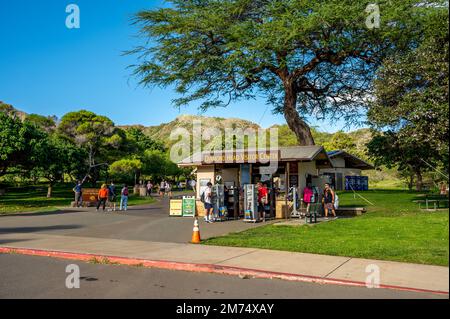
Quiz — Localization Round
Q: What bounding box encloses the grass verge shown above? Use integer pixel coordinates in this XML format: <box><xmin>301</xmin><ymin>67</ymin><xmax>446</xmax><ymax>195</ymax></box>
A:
<box><xmin>204</xmin><ymin>190</ymin><xmax>449</xmax><ymax>266</ymax></box>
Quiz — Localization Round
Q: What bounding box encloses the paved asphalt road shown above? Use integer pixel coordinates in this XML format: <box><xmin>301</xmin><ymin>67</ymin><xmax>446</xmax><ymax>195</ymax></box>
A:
<box><xmin>0</xmin><ymin>198</ymin><xmax>271</xmax><ymax>244</ymax></box>
<box><xmin>0</xmin><ymin>254</ymin><xmax>445</xmax><ymax>299</ymax></box>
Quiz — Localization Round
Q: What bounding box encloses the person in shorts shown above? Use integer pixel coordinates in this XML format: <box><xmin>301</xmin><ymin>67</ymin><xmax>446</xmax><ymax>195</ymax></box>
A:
<box><xmin>107</xmin><ymin>182</ymin><xmax>116</xmax><ymax>211</ymax></box>
<box><xmin>202</xmin><ymin>182</ymin><xmax>214</xmax><ymax>223</ymax></box>
<box><xmin>159</xmin><ymin>180</ymin><xmax>166</xmax><ymax>198</ymax></box>
<box><xmin>257</xmin><ymin>182</ymin><xmax>268</xmax><ymax>220</ymax></box>
<box><xmin>73</xmin><ymin>180</ymin><xmax>83</xmax><ymax>208</ymax></box>
<box><xmin>322</xmin><ymin>183</ymin><xmax>337</xmax><ymax>220</ymax></box>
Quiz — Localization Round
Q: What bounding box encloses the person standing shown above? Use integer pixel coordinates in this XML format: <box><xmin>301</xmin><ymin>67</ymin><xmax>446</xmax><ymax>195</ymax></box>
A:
<box><xmin>107</xmin><ymin>182</ymin><xmax>116</xmax><ymax>211</ymax></box>
<box><xmin>166</xmin><ymin>181</ymin><xmax>172</xmax><ymax>198</ymax></box>
<box><xmin>73</xmin><ymin>181</ymin><xmax>83</xmax><ymax>208</ymax></box>
<box><xmin>146</xmin><ymin>181</ymin><xmax>153</xmax><ymax>196</ymax></box>
<box><xmin>159</xmin><ymin>180</ymin><xmax>166</xmax><ymax>198</ymax></box>
<box><xmin>190</xmin><ymin>179</ymin><xmax>196</xmax><ymax>192</ymax></box>
<box><xmin>322</xmin><ymin>183</ymin><xmax>337</xmax><ymax>220</ymax></box>
<box><xmin>302</xmin><ymin>183</ymin><xmax>314</xmax><ymax>217</ymax></box>
<box><xmin>202</xmin><ymin>182</ymin><xmax>214</xmax><ymax>223</ymax></box>
<box><xmin>257</xmin><ymin>182</ymin><xmax>269</xmax><ymax>221</ymax></box>
<box><xmin>96</xmin><ymin>184</ymin><xmax>109</xmax><ymax>212</ymax></box>
<box><xmin>120</xmin><ymin>184</ymin><xmax>129</xmax><ymax>211</ymax></box>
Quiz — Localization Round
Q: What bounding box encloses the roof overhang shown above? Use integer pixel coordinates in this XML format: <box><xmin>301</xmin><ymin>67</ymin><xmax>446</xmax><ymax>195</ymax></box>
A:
<box><xmin>178</xmin><ymin>146</ymin><xmax>334</xmax><ymax>169</ymax></box>
<box><xmin>327</xmin><ymin>150</ymin><xmax>374</xmax><ymax>170</ymax></box>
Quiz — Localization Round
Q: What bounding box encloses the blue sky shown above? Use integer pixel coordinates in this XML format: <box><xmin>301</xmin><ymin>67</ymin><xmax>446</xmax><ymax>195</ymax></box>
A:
<box><xmin>0</xmin><ymin>0</ymin><xmax>363</xmax><ymax>132</ymax></box>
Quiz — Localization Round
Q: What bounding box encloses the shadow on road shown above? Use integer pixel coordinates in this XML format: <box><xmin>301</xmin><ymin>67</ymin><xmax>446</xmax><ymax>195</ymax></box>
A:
<box><xmin>0</xmin><ymin>225</ymin><xmax>83</xmax><ymax>234</ymax></box>
<box><xmin>0</xmin><ymin>210</ymin><xmax>84</xmax><ymax>218</ymax></box>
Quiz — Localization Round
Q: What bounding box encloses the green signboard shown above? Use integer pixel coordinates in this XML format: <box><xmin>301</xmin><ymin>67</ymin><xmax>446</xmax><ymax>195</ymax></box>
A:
<box><xmin>182</xmin><ymin>196</ymin><xmax>196</xmax><ymax>217</ymax></box>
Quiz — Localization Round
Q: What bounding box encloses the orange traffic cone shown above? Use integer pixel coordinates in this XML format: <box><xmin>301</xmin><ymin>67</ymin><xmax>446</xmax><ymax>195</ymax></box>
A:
<box><xmin>191</xmin><ymin>218</ymin><xmax>201</xmax><ymax>244</ymax></box>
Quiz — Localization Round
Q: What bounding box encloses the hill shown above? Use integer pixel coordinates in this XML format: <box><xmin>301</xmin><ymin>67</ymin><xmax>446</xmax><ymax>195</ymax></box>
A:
<box><xmin>135</xmin><ymin>115</ymin><xmax>373</xmax><ymax>161</ymax></box>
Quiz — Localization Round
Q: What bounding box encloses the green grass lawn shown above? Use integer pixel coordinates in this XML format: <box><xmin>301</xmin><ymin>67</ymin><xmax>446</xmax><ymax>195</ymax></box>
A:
<box><xmin>0</xmin><ymin>184</ymin><xmax>155</xmax><ymax>215</ymax></box>
<box><xmin>204</xmin><ymin>190</ymin><xmax>449</xmax><ymax>266</ymax></box>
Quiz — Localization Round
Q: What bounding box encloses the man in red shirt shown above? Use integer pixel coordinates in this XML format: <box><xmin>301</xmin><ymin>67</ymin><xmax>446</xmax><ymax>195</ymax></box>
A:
<box><xmin>257</xmin><ymin>182</ymin><xmax>269</xmax><ymax>221</ymax></box>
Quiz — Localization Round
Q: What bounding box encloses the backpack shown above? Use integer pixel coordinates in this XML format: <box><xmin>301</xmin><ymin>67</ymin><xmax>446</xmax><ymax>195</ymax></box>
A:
<box><xmin>334</xmin><ymin>194</ymin><xmax>339</xmax><ymax>209</ymax></box>
<box><xmin>122</xmin><ymin>187</ymin><xmax>129</xmax><ymax>196</ymax></box>
<box><xmin>200</xmin><ymin>191</ymin><xmax>206</xmax><ymax>203</ymax></box>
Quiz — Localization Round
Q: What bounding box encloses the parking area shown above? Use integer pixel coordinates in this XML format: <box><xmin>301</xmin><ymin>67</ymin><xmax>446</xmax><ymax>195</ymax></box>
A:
<box><xmin>0</xmin><ymin>198</ymin><xmax>271</xmax><ymax>244</ymax></box>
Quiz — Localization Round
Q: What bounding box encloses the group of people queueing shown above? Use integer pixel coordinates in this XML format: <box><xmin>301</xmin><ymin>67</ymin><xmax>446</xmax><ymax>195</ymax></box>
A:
<box><xmin>302</xmin><ymin>182</ymin><xmax>338</xmax><ymax>220</ymax></box>
<box><xmin>200</xmin><ymin>181</ymin><xmax>338</xmax><ymax>223</ymax></box>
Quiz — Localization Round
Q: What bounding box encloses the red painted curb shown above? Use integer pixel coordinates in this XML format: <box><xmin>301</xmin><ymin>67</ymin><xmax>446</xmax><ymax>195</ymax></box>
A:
<box><xmin>0</xmin><ymin>246</ymin><xmax>448</xmax><ymax>296</ymax></box>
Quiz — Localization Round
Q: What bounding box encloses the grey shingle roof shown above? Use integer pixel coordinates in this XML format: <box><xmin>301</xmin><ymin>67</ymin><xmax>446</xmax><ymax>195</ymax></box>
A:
<box><xmin>178</xmin><ymin>145</ymin><xmax>329</xmax><ymax>165</ymax></box>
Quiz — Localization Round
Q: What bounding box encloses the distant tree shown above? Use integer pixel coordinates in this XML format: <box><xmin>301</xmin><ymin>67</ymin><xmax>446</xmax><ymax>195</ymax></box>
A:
<box><xmin>141</xmin><ymin>149</ymin><xmax>184</xmax><ymax>181</ymax></box>
<box><xmin>109</xmin><ymin>158</ymin><xmax>143</xmax><ymax>185</ymax></box>
<box><xmin>58</xmin><ymin>110</ymin><xmax>126</xmax><ymax>185</ymax></box>
<box><xmin>125</xmin><ymin>127</ymin><xmax>166</xmax><ymax>153</ymax></box>
<box><xmin>25</xmin><ymin>114</ymin><xmax>57</xmax><ymax>133</ymax></box>
<box><xmin>322</xmin><ymin>131</ymin><xmax>356</xmax><ymax>153</ymax></box>
<box><xmin>0</xmin><ymin>112</ymin><xmax>47</xmax><ymax>177</ymax></box>
<box><xmin>130</xmin><ymin>0</ymin><xmax>433</xmax><ymax>145</ymax></box>
<box><xmin>367</xmin><ymin>7</ymin><xmax>449</xmax><ymax>184</ymax></box>
<box><xmin>30</xmin><ymin>135</ymin><xmax>85</xmax><ymax>197</ymax></box>
<box><xmin>367</xmin><ymin>132</ymin><xmax>439</xmax><ymax>191</ymax></box>
<box><xmin>0</xmin><ymin>101</ymin><xmax>16</xmax><ymax>116</ymax></box>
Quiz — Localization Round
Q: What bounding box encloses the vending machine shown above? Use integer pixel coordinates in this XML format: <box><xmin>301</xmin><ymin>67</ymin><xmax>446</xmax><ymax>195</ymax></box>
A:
<box><xmin>243</xmin><ymin>184</ymin><xmax>260</xmax><ymax>223</ymax></box>
<box><xmin>213</xmin><ymin>184</ymin><xmax>227</xmax><ymax>221</ymax></box>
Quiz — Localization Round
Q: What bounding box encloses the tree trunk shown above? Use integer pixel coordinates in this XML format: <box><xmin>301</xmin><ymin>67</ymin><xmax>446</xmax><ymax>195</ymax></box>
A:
<box><xmin>283</xmin><ymin>84</ymin><xmax>315</xmax><ymax>146</ymax></box>
<box><xmin>407</xmin><ymin>174</ymin><xmax>414</xmax><ymax>191</ymax></box>
<box><xmin>415</xmin><ymin>169</ymin><xmax>423</xmax><ymax>191</ymax></box>
<box><xmin>47</xmin><ymin>184</ymin><xmax>53</xmax><ymax>198</ymax></box>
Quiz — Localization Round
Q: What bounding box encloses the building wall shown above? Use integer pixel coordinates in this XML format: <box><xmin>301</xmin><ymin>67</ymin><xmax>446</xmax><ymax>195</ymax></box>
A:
<box><xmin>220</xmin><ymin>167</ymin><xmax>239</xmax><ymax>186</ymax></box>
<box><xmin>319</xmin><ymin>168</ymin><xmax>363</xmax><ymax>190</ymax></box>
<box><xmin>298</xmin><ymin>161</ymin><xmax>318</xmax><ymax>191</ymax></box>
<box><xmin>330</xmin><ymin>157</ymin><xmax>346</xmax><ymax>168</ymax></box>
<box><xmin>196</xmin><ymin>165</ymin><xmax>215</xmax><ymax>199</ymax></box>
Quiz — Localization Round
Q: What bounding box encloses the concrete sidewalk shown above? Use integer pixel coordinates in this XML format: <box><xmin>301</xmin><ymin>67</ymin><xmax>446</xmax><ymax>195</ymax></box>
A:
<box><xmin>0</xmin><ymin>232</ymin><xmax>448</xmax><ymax>295</ymax></box>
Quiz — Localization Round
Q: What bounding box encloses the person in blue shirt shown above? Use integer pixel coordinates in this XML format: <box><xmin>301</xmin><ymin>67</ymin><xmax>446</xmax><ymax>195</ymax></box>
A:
<box><xmin>107</xmin><ymin>182</ymin><xmax>117</xmax><ymax>211</ymax></box>
<box><xmin>72</xmin><ymin>181</ymin><xmax>83</xmax><ymax>208</ymax></box>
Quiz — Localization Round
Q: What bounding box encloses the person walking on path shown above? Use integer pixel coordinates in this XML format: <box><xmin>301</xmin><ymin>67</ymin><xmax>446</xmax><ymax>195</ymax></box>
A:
<box><xmin>201</xmin><ymin>182</ymin><xmax>214</xmax><ymax>223</ymax></box>
<box><xmin>257</xmin><ymin>182</ymin><xmax>268</xmax><ymax>221</ymax></box>
<box><xmin>146</xmin><ymin>181</ymin><xmax>153</xmax><ymax>196</ymax></box>
<box><xmin>302</xmin><ymin>183</ymin><xmax>314</xmax><ymax>217</ymax></box>
<box><xmin>120</xmin><ymin>184</ymin><xmax>129</xmax><ymax>211</ymax></box>
<box><xmin>190</xmin><ymin>179</ymin><xmax>196</xmax><ymax>192</ymax></box>
<box><xmin>73</xmin><ymin>181</ymin><xmax>83</xmax><ymax>208</ymax></box>
<box><xmin>166</xmin><ymin>182</ymin><xmax>172</xmax><ymax>198</ymax></box>
<box><xmin>107</xmin><ymin>182</ymin><xmax>117</xmax><ymax>211</ymax></box>
<box><xmin>322</xmin><ymin>183</ymin><xmax>337</xmax><ymax>220</ymax></box>
<box><xmin>96</xmin><ymin>184</ymin><xmax>109</xmax><ymax>212</ymax></box>
<box><xmin>159</xmin><ymin>180</ymin><xmax>166</xmax><ymax>198</ymax></box>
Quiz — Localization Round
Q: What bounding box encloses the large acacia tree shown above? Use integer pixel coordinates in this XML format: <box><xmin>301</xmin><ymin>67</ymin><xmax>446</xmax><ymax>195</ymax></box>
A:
<box><xmin>130</xmin><ymin>0</ymin><xmax>431</xmax><ymax>145</ymax></box>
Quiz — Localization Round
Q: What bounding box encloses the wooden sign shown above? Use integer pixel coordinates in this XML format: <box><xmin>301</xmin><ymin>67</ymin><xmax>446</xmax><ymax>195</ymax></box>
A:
<box><xmin>81</xmin><ymin>188</ymin><xmax>99</xmax><ymax>202</ymax></box>
<box><xmin>203</xmin><ymin>150</ymin><xmax>280</xmax><ymax>164</ymax></box>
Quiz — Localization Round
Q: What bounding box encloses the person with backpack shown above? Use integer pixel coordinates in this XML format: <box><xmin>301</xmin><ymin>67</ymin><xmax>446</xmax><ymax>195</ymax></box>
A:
<box><xmin>201</xmin><ymin>182</ymin><xmax>214</xmax><ymax>223</ymax></box>
<box><xmin>120</xmin><ymin>184</ymin><xmax>129</xmax><ymax>211</ymax></box>
<box><xmin>96</xmin><ymin>184</ymin><xmax>109</xmax><ymax>212</ymax></box>
<box><xmin>107</xmin><ymin>182</ymin><xmax>116</xmax><ymax>211</ymax></box>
